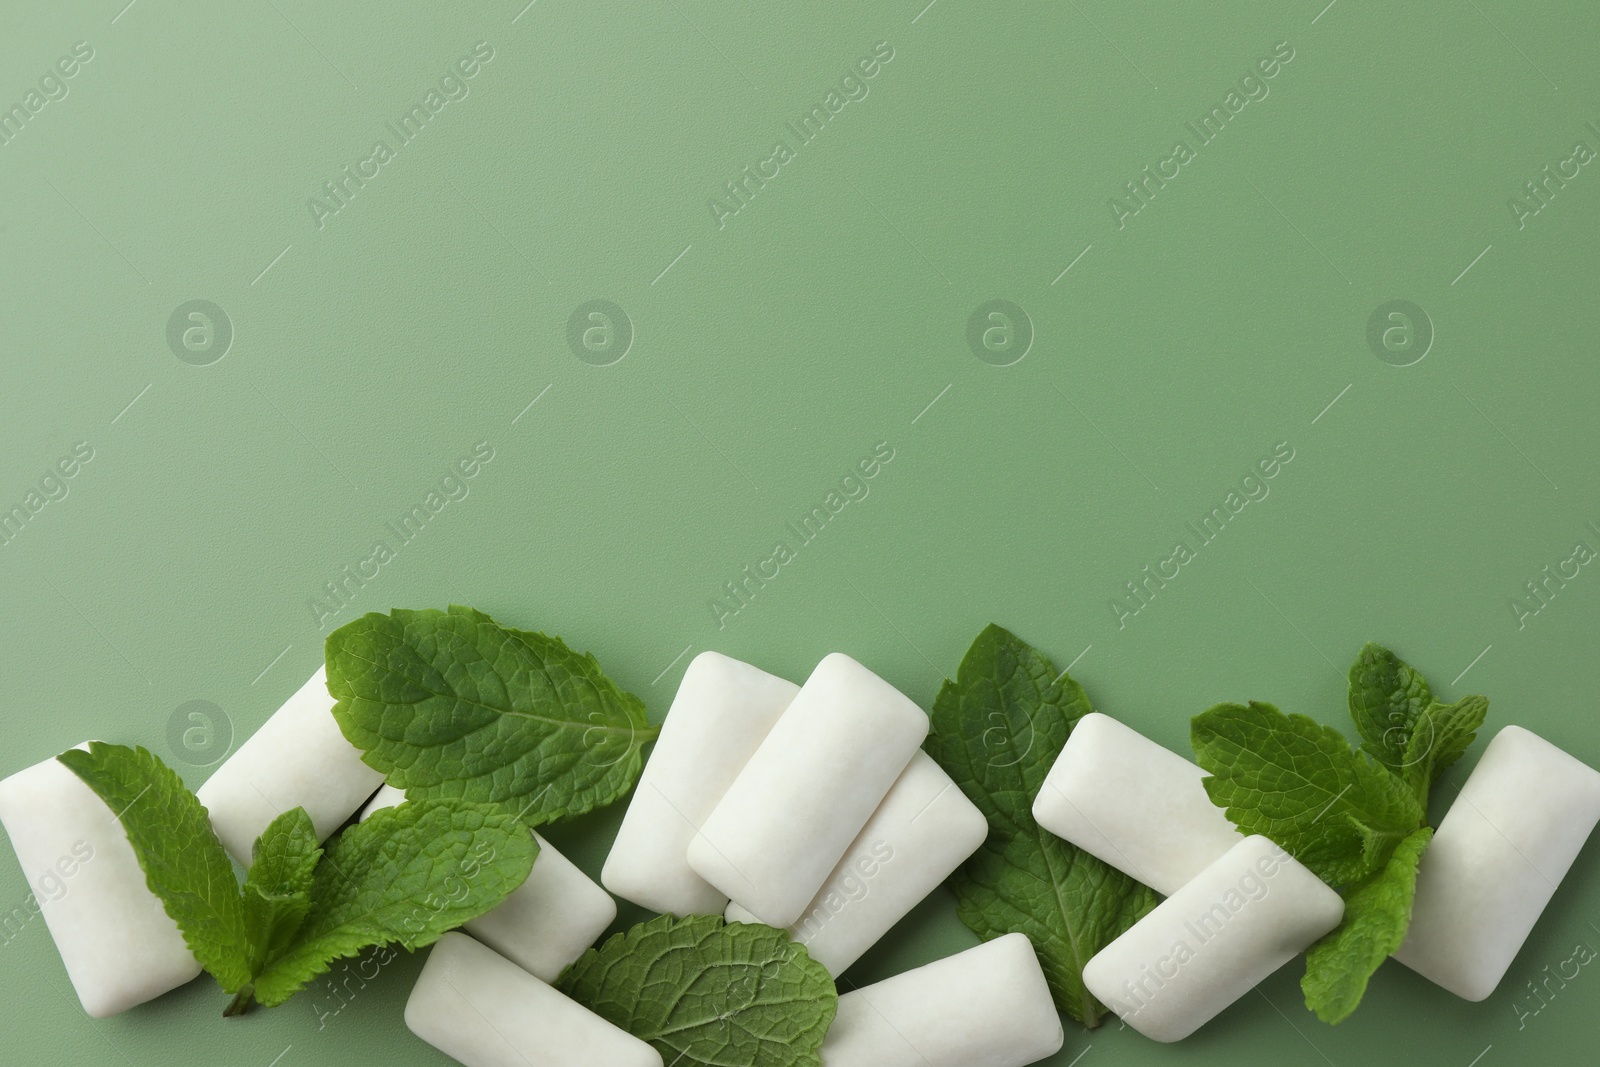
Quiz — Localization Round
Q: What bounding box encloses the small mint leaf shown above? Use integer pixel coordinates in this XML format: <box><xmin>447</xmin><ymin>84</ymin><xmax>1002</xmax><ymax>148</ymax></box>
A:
<box><xmin>1302</xmin><ymin>826</ymin><xmax>1433</xmax><ymax>1023</ymax></box>
<box><xmin>924</xmin><ymin>623</ymin><xmax>1158</xmax><ymax>1027</ymax></box>
<box><xmin>1400</xmin><ymin>696</ymin><xmax>1487</xmax><ymax>799</ymax></box>
<box><xmin>1347</xmin><ymin>643</ymin><xmax>1433</xmax><ymax>774</ymax></box>
<box><xmin>57</xmin><ymin>743</ymin><xmax>252</xmax><ymax>994</ymax></box>
<box><xmin>250</xmin><ymin>798</ymin><xmax>535</xmax><ymax>1007</ymax></box>
<box><xmin>241</xmin><ymin>808</ymin><xmax>321</xmax><ymax>973</ymax></box>
<box><xmin>1191</xmin><ymin>701</ymin><xmax>1423</xmax><ymax>886</ymax></box>
<box><xmin>557</xmin><ymin>914</ymin><xmax>836</xmax><ymax>1067</ymax></box>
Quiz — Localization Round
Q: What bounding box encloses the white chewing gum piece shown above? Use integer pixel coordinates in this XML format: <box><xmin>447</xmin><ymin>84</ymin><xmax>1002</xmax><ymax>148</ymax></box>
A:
<box><xmin>1393</xmin><ymin>725</ymin><xmax>1600</xmax><ymax>1001</ymax></box>
<box><xmin>602</xmin><ymin>651</ymin><xmax>797</xmax><ymax>915</ymax></box>
<box><xmin>819</xmin><ymin>933</ymin><xmax>1063</xmax><ymax>1067</ymax></box>
<box><xmin>406</xmin><ymin>932</ymin><xmax>661</xmax><ymax>1067</ymax></box>
<box><xmin>688</xmin><ymin>653</ymin><xmax>929</xmax><ymax>928</ymax></box>
<box><xmin>197</xmin><ymin>665</ymin><xmax>385</xmax><ymax>863</ymax></box>
<box><xmin>1083</xmin><ymin>835</ymin><xmax>1343</xmax><ymax>1042</ymax></box>
<box><xmin>725</xmin><ymin>751</ymin><xmax>986</xmax><ymax>976</ymax></box>
<box><xmin>361</xmin><ymin>785</ymin><xmax>615</xmax><ymax>982</ymax></box>
<box><xmin>1032</xmin><ymin>712</ymin><xmax>1242</xmax><ymax>896</ymax></box>
<box><xmin>0</xmin><ymin>747</ymin><xmax>202</xmax><ymax>1017</ymax></box>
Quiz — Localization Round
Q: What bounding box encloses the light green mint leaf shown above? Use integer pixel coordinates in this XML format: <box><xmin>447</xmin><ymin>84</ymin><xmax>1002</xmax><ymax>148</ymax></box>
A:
<box><xmin>241</xmin><ymin>808</ymin><xmax>321</xmax><ymax>975</ymax></box>
<box><xmin>1191</xmin><ymin>701</ymin><xmax>1423</xmax><ymax>886</ymax></box>
<box><xmin>1401</xmin><ymin>696</ymin><xmax>1487</xmax><ymax>800</ymax></box>
<box><xmin>1347</xmin><ymin>642</ymin><xmax>1433</xmax><ymax>774</ymax></box>
<box><xmin>924</xmin><ymin>623</ymin><xmax>1159</xmax><ymax>1027</ymax></box>
<box><xmin>557</xmin><ymin>914</ymin><xmax>836</xmax><ymax>1067</ymax></box>
<box><xmin>250</xmin><ymin>798</ymin><xmax>535</xmax><ymax>1008</ymax></box>
<box><xmin>1302</xmin><ymin>826</ymin><xmax>1434</xmax><ymax>1023</ymax></box>
<box><xmin>325</xmin><ymin>606</ymin><xmax>657</xmax><ymax>826</ymax></box>
<box><xmin>57</xmin><ymin>743</ymin><xmax>253</xmax><ymax>994</ymax></box>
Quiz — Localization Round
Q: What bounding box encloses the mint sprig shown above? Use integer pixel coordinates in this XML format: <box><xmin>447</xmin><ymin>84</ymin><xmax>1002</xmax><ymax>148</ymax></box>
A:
<box><xmin>557</xmin><ymin>914</ymin><xmax>837</xmax><ymax>1067</ymax></box>
<box><xmin>1348</xmin><ymin>642</ymin><xmax>1485</xmax><ymax>802</ymax></box>
<box><xmin>925</xmin><ymin>624</ymin><xmax>1159</xmax><ymax>1027</ymax></box>
<box><xmin>1301</xmin><ymin>826</ymin><xmax>1433</xmax><ymax>1023</ymax></box>
<box><xmin>325</xmin><ymin>606</ymin><xmax>658</xmax><ymax>827</ymax></box>
<box><xmin>1190</xmin><ymin>701</ymin><xmax>1423</xmax><ymax>886</ymax></box>
<box><xmin>1190</xmin><ymin>643</ymin><xmax>1488</xmax><ymax>1024</ymax></box>
<box><xmin>58</xmin><ymin>742</ymin><xmax>535</xmax><ymax>1015</ymax></box>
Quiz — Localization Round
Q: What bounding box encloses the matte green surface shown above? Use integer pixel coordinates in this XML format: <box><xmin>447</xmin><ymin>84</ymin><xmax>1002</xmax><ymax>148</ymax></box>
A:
<box><xmin>2</xmin><ymin>1</ymin><xmax>1597</xmax><ymax>1064</ymax></box>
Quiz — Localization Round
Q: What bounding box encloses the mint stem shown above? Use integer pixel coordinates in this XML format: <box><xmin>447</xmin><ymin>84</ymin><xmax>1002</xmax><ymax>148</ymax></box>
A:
<box><xmin>223</xmin><ymin>985</ymin><xmax>256</xmax><ymax>1017</ymax></box>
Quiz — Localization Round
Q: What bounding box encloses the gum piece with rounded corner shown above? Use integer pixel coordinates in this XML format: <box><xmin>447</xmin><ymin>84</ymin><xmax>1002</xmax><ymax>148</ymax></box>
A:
<box><xmin>689</xmin><ymin>653</ymin><xmax>928</xmax><ymax>928</ymax></box>
<box><xmin>0</xmin><ymin>746</ymin><xmax>202</xmax><ymax>1017</ymax></box>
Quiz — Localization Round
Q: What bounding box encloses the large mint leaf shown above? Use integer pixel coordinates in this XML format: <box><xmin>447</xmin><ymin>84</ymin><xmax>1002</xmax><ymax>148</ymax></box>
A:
<box><xmin>325</xmin><ymin>606</ymin><xmax>657</xmax><ymax>826</ymax></box>
<box><xmin>241</xmin><ymin>808</ymin><xmax>321</xmax><ymax>977</ymax></box>
<box><xmin>58</xmin><ymin>743</ymin><xmax>252</xmax><ymax>993</ymax></box>
<box><xmin>557</xmin><ymin>914</ymin><xmax>836</xmax><ymax>1067</ymax></box>
<box><xmin>1303</xmin><ymin>826</ymin><xmax>1433</xmax><ymax>1023</ymax></box>
<box><xmin>1191</xmin><ymin>701</ymin><xmax>1424</xmax><ymax>886</ymax></box>
<box><xmin>1347</xmin><ymin>643</ymin><xmax>1433</xmax><ymax>774</ymax></box>
<box><xmin>251</xmin><ymin>799</ymin><xmax>535</xmax><ymax>1008</ymax></box>
<box><xmin>925</xmin><ymin>623</ymin><xmax>1158</xmax><ymax>1027</ymax></box>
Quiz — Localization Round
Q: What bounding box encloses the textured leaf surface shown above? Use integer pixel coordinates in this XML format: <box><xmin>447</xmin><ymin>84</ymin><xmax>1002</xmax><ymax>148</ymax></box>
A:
<box><xmin>924</xmin><ymin>624</ymin><xmax>1158</xmax><ymax>1027</ymax></box>
<box><xmin>58</xmin><ymin>743</ymin><xmax>252</xmax><ymax>993</ymax></box>
<box><xmin>1347</xmin><ymin>643</ymin><xmax>1433</xmax><ymax>773</ymax></box>
<box><xmin>326</xmin><ymin>606</ymin><xmax>656</xmax><ymax>826</ymax></box>
<box><xmin>1303</xmin><ymin>826</ymin><xmax>1433</xmax><ymax>1023</ymax></box>
<box><xmin>251</xmin><ymin>799</ymin><xmax>535</xmax><ymax>1006</ymax></box>
<box><xmin>241</xmin><ymin>808</ymin><xmax>322</xmax><ymax>972</ymax></box>
<box><xmin>1400</xmin><ymin>696</ymin><xmax>1487</xmax><ymax>799</ymax></box>
<box><xmin>557</xmin><ymin>914</ymin><xmax>836</xmax><ymax>1067</ymax></box>
<box><xmin>1191</xmin><ymin>702</ymin><xmax>1423</xmax><ymax>886</ymax></box>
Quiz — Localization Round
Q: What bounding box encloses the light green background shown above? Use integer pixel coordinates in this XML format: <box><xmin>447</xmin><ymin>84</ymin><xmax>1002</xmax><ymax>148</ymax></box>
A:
<box><xmin>3</xmin><ymin>1</ymin><xmax>1598</xmax><ymax>1064</ymax></box>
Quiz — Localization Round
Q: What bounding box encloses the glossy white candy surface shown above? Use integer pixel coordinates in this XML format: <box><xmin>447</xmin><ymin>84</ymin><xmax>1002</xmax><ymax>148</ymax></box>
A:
<box><xmin>406</xmin><ymin>932</ymin><xmax>661</xmax><ymax>1067</ymax></box>
<box><xmin>0</xmin><ymin>746</ymin><xmax>202</xmax><ymax>1017</ymax></box>
<box><xmin>1032</xmin><ymin>712</ymin><xmax>1242</xmax><ymax>896</ymax></box>
<box><xmin>1083</xmin><ymin>835</ymin><xmax>1343</xmax><ymax>1042</ymax></box>
<box><xmin>689</xmin><ymin>653</ymin><xmax>929</xmax><ymax>928</ymax></box>
<box><xmin>603</xmin><ymin>652</ymin><xmax>796</xmax><ymax>915</ymax></box>
<box><xmin>819</xmin><ymin>933</ymin><xmax>1063</xmax><ymax>1067</ymax></box>
<box><xmin>1394</xmin><ymin>725</ymin><xmax>1600</xmax><ymax>1000</ymax></box>
<box><xmin>726</xmin><ymin>751</ymin><xmax>986</xmax><ymax>975</ymax></box>
<box><xmin>197</xmin><ymin>666</ymin><xmax>384</xmax><ymax>863</ymax></box>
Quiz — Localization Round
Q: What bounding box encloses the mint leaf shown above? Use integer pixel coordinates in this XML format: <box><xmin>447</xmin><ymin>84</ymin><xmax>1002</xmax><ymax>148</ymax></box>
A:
<box><xmin>557</xmin><ymin>914</ymin><xmax>836</xmax><ymax>1067</ymax></box>
<box><xmin>241</xmin><ymin>809</ymin><xmax>321</xmax><ymax>975</ymax></box>
<box><xmin>1401</xmin><ymin>696</ymin><xmax>1487</xmax><ymax>800</ymax></box>
<box><xmin>924</xmin><ymin>623</ymin><xmax>1159</xmax><ymax>1027</ymax></box>
<box><xmin>251</xmin><ymin>799</ymin><xmax>535</xmax><ymax>1008</ymax></box>
<box><xmin>57</xmin><ymin>743</ymin><xmax>252</xmax><ymax>993</ymax></box>
<box><xmin>1302</xmin><ymin>826</ymin><xmax>1433</xmax><ymax>1023</ymax></box>
<box><xmin>1191</xmin><ymin>701</ymin><xmax>1423</xmax><ymax>886</ymax></box>
<box><xmin>60</xmin><ymin>743</ymin><xmax>536</xmax><ymax>1017</ymax></box>
<box><xmin>326</xmin><ymin>606</ymin><xmax>657</xmax><ymax>826</ymax></box>
<box><xmin>1347</xmin><ymin>643</ymin><xmax>1433</xmax><ymax>773</ymax></box>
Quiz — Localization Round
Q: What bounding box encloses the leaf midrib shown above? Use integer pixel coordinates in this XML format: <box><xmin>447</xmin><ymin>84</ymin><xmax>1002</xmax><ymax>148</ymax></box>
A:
<box><xmin>336</xmin><ymin>647</ymin><xmax>650</xmax><ymax>739</ymax></box>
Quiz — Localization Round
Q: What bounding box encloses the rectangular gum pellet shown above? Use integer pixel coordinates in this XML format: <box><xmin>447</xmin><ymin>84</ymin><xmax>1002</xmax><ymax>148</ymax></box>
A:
<box><xmin>1393</xmin><ymin>725</ymin><xmax>1600</xmax><ymax>1001</ymax></box>
<box><xmin>819</xmin><ymin>933</ymin><xmax>1063</xmax><ymax>1067</ymax></box>
<box><xmin>1032</xmin><ymin>712</ymin><xmax>1242</xmax><ymax>896</ymax></box>
<box><xmin>602</xmin><ymin>652</ymin><xmax>797</xmax><ymax>916</ymax></box>
<box><xmin>0</xmin><ymin>747</ymin><xmax>202</xmax><ymax>1017</ymax></box>
<box><xmin>688</xmin><ymin>653</ymin><xmax>930</xmax><ymax>928</ymax></box>
<box><xmin>197</xmin><ymin>666</ymin><xmax>385</xmax><ymax>863</ymax></box>
<box><xmin>406</xmin><ymin>932</ymin><xmax>661</xmax><ymax>1067</ymax></box>
<box><xmin>725</xmin><ymin>751</ymin><xmax>987</xmax><ymax>976</ymax></box>
<box><xmin>361</xmin><ymin>785</ymin><xmax>615</xmax><ymax>983</ymax></box>
<box><xmin>1083</xmin><ymin>835</ymin><xmax>1344</xmax><ymax>1042</ymax></box>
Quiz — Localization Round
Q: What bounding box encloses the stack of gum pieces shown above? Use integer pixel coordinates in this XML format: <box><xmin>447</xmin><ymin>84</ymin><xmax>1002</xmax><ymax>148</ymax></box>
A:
<box><xmin>1031</xmin><ymin>711</ymin><xmax>1600</xmax><ymax>1041</ymax></box>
